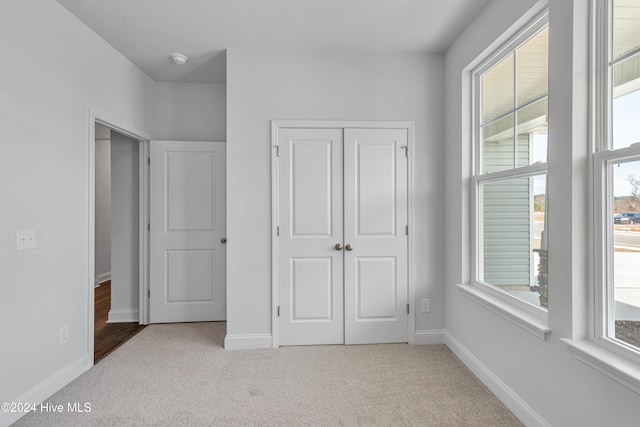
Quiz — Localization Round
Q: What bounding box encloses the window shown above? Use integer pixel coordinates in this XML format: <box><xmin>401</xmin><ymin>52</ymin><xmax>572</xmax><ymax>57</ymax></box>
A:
<box><xmin>594</xmin><ymin>0</ymin><xmax>640</xmax><ymax>357</ymax></box>
<box><xmin>471</xmin><ymin>14</ymin><xmax>549</xmax><ymax>313</ymax></box>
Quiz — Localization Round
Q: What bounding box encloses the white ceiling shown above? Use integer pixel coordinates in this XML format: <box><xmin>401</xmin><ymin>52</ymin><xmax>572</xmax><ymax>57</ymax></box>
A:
<box><xmin>56</xmin><ymin>0</ymin><xmax>490</xmax><ymax>84</ymax></box>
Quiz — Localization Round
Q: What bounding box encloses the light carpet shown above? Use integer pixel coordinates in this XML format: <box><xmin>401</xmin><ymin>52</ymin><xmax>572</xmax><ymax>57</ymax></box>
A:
<box><xmin>15</xmin><ymin>322</ymin><xmax>522</xmax><ymax>426</ymax></box>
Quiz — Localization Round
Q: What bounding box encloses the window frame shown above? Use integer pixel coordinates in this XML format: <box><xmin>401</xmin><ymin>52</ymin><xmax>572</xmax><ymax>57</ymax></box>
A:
<box><xmin>469</xmin><ymin>11</ymin><xmax>550</xmax><ymax>330</ymax></box>
<box><xmin>591</xmin><ymin>0</ymin><xmax>640</xmax><ymax>362</ymax></box>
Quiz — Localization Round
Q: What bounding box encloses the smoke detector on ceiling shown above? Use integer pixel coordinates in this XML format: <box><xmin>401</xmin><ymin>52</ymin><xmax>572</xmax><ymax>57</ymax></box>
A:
<box><xmin>171</xmin><ymin>53</ymin><xmax>188</xmax><ymax>65</ymax></box>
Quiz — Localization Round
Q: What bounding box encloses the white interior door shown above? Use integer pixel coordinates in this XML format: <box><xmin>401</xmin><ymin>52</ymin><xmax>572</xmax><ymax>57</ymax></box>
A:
<box><xmin>150</xmin><ymin>141</ymin><xmax>226</xmax><ymax>323</ymax></box>
<box><xmin>276</xmin><ymin>126</ymin><xmax>409</xmax><ymax>346</ymax></box>
<box><xmin>344</xmin><ymin>128</ymin><xmax>408</xmax><ymax>344</ymax></box>
<box><xmin>277</xmin><ymin>128</ymin><xmax>344</xmax><ymax>345</ymax></box>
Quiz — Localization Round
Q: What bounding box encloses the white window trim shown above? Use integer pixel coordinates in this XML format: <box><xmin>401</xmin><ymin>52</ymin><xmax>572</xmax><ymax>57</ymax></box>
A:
<box><xmin>465</xmin><ymin>10</ymin><xmax>551</xmax><ymax>340</ymax></box>
<box><xmin>563</xmin><ymin>0</ymin><xmax>640</xmax><ymax>395</ymax></box>
<box><xmin>457</xmin><ymin>284</ymin><xmax>550</xmax><ymax>339</ymax></box>
<box><xmin>562</xmin><ymin>338</ymin><xmax>640</xmax><ymax>394</ymax></box>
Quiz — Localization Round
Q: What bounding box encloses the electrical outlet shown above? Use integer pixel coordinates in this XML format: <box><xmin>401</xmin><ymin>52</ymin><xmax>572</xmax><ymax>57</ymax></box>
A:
<box><xmin>421</xmin><ymin>298</ymin><xmax>431</xmax><ymax>313</ymax></box>
<box><xmin>59</xmin><ymin>325</ymin><xmax>69</xmax><ymax>345</ymax></box>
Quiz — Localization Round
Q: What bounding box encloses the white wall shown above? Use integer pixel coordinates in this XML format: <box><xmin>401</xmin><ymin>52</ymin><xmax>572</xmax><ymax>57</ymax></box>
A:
<box><xmin>154</xmin><ymin>82</ymin><xmax>226</xmax><ymax>141</ymax></box>
<box><xmin>226</xmin><ymin>49</ymin><xmax>445</xmax><ymax>342</ymax></box>
<box><xmin>444</xmin><ymin>0</ymin><xmax>640</xmax><ymax>425</ymax></box>
<box><xmin>0</xmin><ymin>1</ymin><xmax>154</xmax><ymax>423</ymax></box>
<box><xmin>109</xmin><ymin>131</ymin><xmax>139</xmax><ymax>322</ymax></box>
<box><xmin>94</xmin><ymin>124</ymin><xmax>111</xmax><ymax>283</ymax></box>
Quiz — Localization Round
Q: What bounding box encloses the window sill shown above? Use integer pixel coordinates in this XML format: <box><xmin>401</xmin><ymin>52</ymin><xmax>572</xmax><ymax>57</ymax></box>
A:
<box><xmin>457</xmin><ymin>283</ymin><xmax>550</xmax><ymax>340</ymax></box>
<box><xmin>562</xmin><ymin>338</ymin><xmax>640</xmax><ymax>395</ymax></box>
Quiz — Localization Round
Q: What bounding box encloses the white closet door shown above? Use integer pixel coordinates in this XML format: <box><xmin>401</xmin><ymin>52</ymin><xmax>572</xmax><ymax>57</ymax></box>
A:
<box><xmin>343</xmin><ymin>128</ymin><xmax>408</xmax><ymax>344</ymax></box>
<box><xmin>278</xmin><ymin>128</ymin><xmax>345</xmax><ymax>345</ymax></box>
<box><xmin>149</xmin><ymin>141</ymin><xmax>226</xmax><ymax>323</ymax></box>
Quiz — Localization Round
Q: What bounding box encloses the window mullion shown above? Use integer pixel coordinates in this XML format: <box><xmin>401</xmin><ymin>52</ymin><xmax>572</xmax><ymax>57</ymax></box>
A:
<box><xmin>477</xmin><ymin>162</ymin><xmax>548</xmax><ymax>183</ymax></box>
<box><xmin>480</xmin><ymin>93</ymin><xmax>549</xmax><ymax>129</ymax></box>
<box><xmin>513</xmin><ymin>52</ymin><xmax>518</xmax><ymax>169</ymax></box>
<box><xmin>475</xmin><ymin>74</ymin><xmax>483</xmax><ymax>175</ymax></box>
<box><xmin>603</xmin><ymin>158</ymin><xmax>614</xmax><ymax>341</ymax></box>
<box><xmin>610</xmin><ymin>45</ymin><xmax>640</xmax><ymax>66</ymax></box>
<box><xmin>593</xmin><ymin>148</ymin><xmax>606</xmax><ymax>341</ymax></box>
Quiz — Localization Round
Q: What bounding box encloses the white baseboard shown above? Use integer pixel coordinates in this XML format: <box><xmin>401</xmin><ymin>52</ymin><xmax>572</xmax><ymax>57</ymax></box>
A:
<box><xmin>107</xmin><ymin>309</ymin><xmax>139</xmax><ymax>323</ymax></box>
<box><xmin>94</xmin><ymin>271</ymin><xmax>111</xmax><ymax>287</ymax></box>
<box><xmin>414</xmin><ymin>329</ymin><xmax>445</xmax><ymax>345</ymax></box>
<box><xmin>224</xmin><ymin>333</ymin><xmax>272</xmax><ymax>350</ymax></box>
<box><xmin>443</xmin><ymin>331</ymin><xmax>549</xmax><ymax>427</ymax></box>
<box><xmin>0</xmin><ymin>355</ymin><xmax>91</xmax><ymax>427</ymax></box>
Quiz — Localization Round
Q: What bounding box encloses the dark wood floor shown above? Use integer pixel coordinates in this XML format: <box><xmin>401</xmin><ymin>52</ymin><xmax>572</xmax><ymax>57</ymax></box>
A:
<box><xmin>94</xmin><ymin>281</ymin><xmax>146</xmax><ymax>363</ymax></box>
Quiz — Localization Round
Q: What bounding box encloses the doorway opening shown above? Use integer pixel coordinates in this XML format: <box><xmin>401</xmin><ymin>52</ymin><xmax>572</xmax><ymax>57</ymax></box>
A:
<box><xmin>93</xmin><ymin>123</ymin><xmax>148</xmax><ymax>362</ymax></box>
<box><xmin>89</xmin><ymin>113</ymin><xmax>151</xmax><ymax>365</ymax></box>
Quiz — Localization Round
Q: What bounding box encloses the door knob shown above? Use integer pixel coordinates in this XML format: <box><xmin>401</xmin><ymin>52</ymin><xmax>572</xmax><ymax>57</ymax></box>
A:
<box><xmin>221</xmin><ymin>238</ymin><xmax>227</xmax><ymax>244</ymax></box>
<box><xmin>335</xmin><ymin>243</ymin><xmax>343</xmax><ymax>251</ymax></box>
<box><xmin>345</xmin><ymin>243</ymin><xmax>353</xmax><ymax>251</ymax></box>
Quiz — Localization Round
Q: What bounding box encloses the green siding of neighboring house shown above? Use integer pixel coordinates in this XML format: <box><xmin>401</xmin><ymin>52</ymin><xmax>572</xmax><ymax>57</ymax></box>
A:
<box><xmin>482</xmin><ymin>135</ymin><xmax>531</xmax><ymax>287</ymax></box>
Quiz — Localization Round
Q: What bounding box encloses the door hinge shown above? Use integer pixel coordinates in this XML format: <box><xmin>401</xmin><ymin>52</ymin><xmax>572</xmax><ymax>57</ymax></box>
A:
<box><xmin>407</xmin><ymin>303</ymin><xmax>410</xmax><ymax>314</ymax></box>
<box><xmin>274</xmin><ymin>145</ymin><xmax>280</xmax><ymax>157</ymax></box>
<box><xmin>148</xmin><ymin>289</ymin><xmax>150</xmax><ymax>298</ymax></box>
<box><xmin>277</xmin><ymin>306</ymin><xmax>280</xmax><ymax>317</ymax></box>
<box><xmin>148</xmin><ymin>157</ymin><xmax>150</xmax><ymax>165</ymax></box>
<box><xmin>401</xmin><ymin>146</ymin><xmax>408</xmax><ymax>157</ymax></box>
<box><xmin>276</xmin><ymin>226</ymin><xmax>280</xmax><ymax>237</ymax></box>
<box><xmin>405</xmin><ymin>225</ymin><xmax>409</xmax><ymax>235</ymax></box>
<box><xmin>148</xmin><ymin>223</ymin><xmax>150</xmax><ymax>232</ymax></box>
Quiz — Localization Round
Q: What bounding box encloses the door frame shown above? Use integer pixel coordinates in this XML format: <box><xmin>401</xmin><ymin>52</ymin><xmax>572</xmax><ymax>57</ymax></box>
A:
<box><xmin>87</xmin><ymin>108</ymin><xmax>151</xmax><ymax>365</ymax></box>
<box><xmin>271</xmin><ymin>120</ymin><xmax>416</xmax><ymax>348</ymax></box>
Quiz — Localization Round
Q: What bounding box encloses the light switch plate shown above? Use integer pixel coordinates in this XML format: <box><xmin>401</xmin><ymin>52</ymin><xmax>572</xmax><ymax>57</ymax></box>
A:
<box><xmin>16</xmin><ymin>230</ymin><xmax>36</xmax><ymax>251</ymax></box>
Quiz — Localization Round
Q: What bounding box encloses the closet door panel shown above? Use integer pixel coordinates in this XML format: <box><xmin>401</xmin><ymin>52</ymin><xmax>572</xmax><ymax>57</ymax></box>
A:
<box><xmin>278</xmin><ymin>128</ymin><xmax>344</xmax><ymax>346</ymax></box>
<box><xmin>344</xmin><ymin>128</ymin><xmax>409</xmax><ymax>344</ymax></box>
